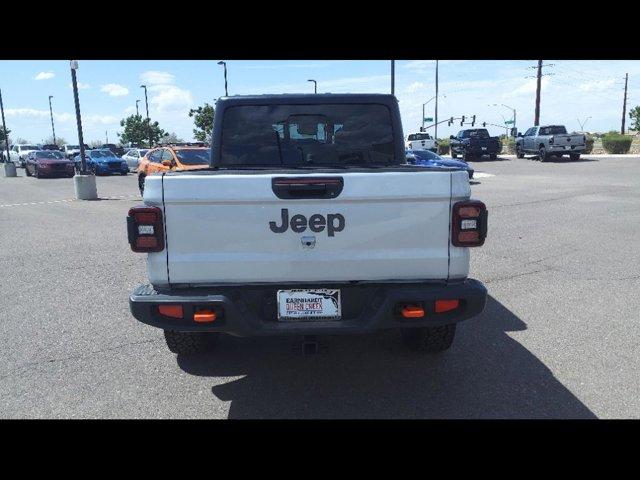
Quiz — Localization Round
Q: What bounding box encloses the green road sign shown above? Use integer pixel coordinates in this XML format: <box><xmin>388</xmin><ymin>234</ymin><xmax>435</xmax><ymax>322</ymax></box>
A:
<box><xmin>504</xmin><ymin>120</ymin><xmax>514</xmax><ymax>124</ymax></box>
<box><xmin>424</xmin><ymin>117</ymin><xmax>433</xmax><ymax>122</ymax></box>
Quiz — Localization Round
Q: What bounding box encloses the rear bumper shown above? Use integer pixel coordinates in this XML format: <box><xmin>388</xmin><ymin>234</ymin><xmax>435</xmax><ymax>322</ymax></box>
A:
<box><xmin>547</xmin><ymin>145</ymin><xmax>585</xmax><ymax>153</ymax></box>
<box><xmin>129</xmin><ymin>279</ymin><xmax>487</xmax><ymax>336</ymax></box>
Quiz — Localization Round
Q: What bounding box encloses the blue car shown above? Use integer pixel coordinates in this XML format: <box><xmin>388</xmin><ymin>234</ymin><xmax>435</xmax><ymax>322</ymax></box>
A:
<box><xmin>74</xmin><ymin>149</ymin><xmax>129</xmax><ymax>176</ymax></box>
<box><xmin>406</xmin><ymin>149</ymin><xmax>474</xmax><ymax>179</ymax></box>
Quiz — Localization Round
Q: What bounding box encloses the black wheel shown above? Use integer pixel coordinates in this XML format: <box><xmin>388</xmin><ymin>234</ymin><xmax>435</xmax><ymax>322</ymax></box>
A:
<box><xmin>401</xmin><ymin>324</ymin><xmax>457</xmax><ymax>353</ymax></box>
<box><xmin>463</xmin><ymin>149</ymin><xmax>473</xmax><ymax>162</ymax></box>
<box><xmin>25</xmin><ymin>165</ymin><xmax>32</xmax><ymax>177</ymax></box>
<box><xmin>33</xmin><ymin>166</ymin><xmax>39</xmax><ymax>178</ymax></box>
<box><xmin>121</xmin><ymin>171</ymin><xmax>128</xmax><ymax>176</ymax></box>
<box><xmin>539</xmin><ymin>146</ymin><xmax>549</xmax><ymax>162</ymax></box>
<box><xmin>570</xmin><ymin>153</ymin><xmax>580</xmax><ymax>161</ymax></box>
<box><xmin>163</xmin><ymin>330</ymin><xmax>219</xmax><ymax>355</ymax></box>
<box><xmin>516</xmin><ymin>144</ymin><xmax>525</xmax><ymax>159</ymax></box>
<box><xmin>489</xmin><ymin>154</ymin><xmax>497</xmax><ymax>160</ymax></box>
<box><xmin>138</xmin><ymin>174</ymin><xmax>146</xmax><ymax>196</ymax></box>
<box><xmin>451</xmin><ymin>149</ymin><xmax>458</xmax><ymax>159</ymax></box>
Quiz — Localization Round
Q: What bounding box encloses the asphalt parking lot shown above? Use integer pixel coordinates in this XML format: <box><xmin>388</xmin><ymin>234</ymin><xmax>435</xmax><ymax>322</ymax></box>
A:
<box><xmin>1</xmin><ymin>155</ymin><xmax>639</xmax><ymax>419</ymax></box>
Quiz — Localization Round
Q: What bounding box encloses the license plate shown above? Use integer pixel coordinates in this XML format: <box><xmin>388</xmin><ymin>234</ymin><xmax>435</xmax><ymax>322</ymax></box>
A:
<box><xmin>277</xmin><ymin>289</ymin><xmax>341</xmax><ymax>321</ymax></box>
<box><xmin>482</xmin><ymin>147</ymin><xmax>487</xmax><ymax>150</ymax></box>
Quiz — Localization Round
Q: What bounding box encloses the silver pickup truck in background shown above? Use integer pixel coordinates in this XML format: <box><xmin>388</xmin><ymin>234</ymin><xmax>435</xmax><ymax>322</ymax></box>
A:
<box><xmin>515</xmin><ymin>125</ymin><xmax>586</xmax><ymax>161</ymax></box>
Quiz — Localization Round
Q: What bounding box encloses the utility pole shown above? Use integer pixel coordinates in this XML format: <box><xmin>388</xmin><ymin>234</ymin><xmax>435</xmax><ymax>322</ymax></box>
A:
<box><xmin>1</xmin><ymin>89</ymin><xmax>16</xmax><ymax>177</ymax></box>
<box><xmin>621</xmin><ymin>73</ymin><xmax>628</xmax><ymax>135</ymax></box>
<box><xmin>534</xmin><ymin>60</ymin><xmax>542</xmax><ymax>126</ymax></box>
<box><xmin>391</xmin><ymin>60</ymin><xmax>395</xmax><ymax>95</ymax></box>
<box><xmin>136</xmin><ymin>99</ymin><xmax>140</xmax><ymax>116</ymax></box>
<box><xmin>48</xmin><ymin>95</ymin><xmax>56</xmax><ymax>145</ymax></box>
<box><xmin>140</xmin><ymin>85</ymin><xmax>150</xmax><ymax>147</ymax></box>
<box><xmin>435</xmin><ymin>60</ymin><xmax>439</xmax><ymax>140</ymax></box>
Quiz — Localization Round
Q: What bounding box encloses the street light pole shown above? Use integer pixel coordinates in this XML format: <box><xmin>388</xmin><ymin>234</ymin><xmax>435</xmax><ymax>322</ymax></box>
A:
<box><xmin>1</xmin><ymin>89</ymin><xmax>16</xmax><ymax>177</ymax></box>
<box><xmin>140</xmin><ymin>85</ymin><xmax>150</xmax><ymax>147</ymax></box>
<box><xmin>307</xmin><ymin>79</ymin><xmax>317</xmax><ymax>94</ymax></box>
<box><xmin>70</xmin><ymin>60</ymin><xmax>97</xmax><ymax>200</ymax></box>
<box><xmin>422</xmin><ymin>94</ymin><xmax>446</xmax><ymax>131</ymax></box>
<box><xmin>48</xmin><ymin>95</ymin><xmax>57</xmax><ymax>145</ymax></box>
<box><xmin>217</xmin><ymin>61</ymin><xmax>228</xmax><ymax>96</ymax></box>
<box><xmin>391</xmin><ymin>60</ymin><xmax>395</xmax><ymax>95</ymax></box>
<box><xmin>435</xmin><ymin>60</ymin><xmax>439</xmax><ymax>140</ymax></box>
<box><xmin>136</xmin><ymin>99</ymin><xmax>140</xmax><ymax>116</ymax></box>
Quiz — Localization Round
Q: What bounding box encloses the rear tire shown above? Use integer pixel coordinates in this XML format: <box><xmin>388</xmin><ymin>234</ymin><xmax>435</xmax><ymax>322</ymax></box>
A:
<box><xmin>516</xmin><ymin>144</ymin><xmax>525</xmax><ymax>159</ymax></box>
<box><xmin>489</xmin><ymin>153</ymin><xmax>497</xmax><ymax>160</ymax></box>
<box><xmin>138</xmin><ymin>174</ymin><xmax>146</xmax><ymax>196</ymax></box>
<box><xmin>163</xmin><ymin>330</ymin><xmax>219</xmax><ymax>355</ymax></box>
<box><xmin>539</xmin><ymin>146</ymin><xmax>549</xmax><ymax>162</ymax></box>
<box><xmin>401</xmin><ymin>324</ymin><xmax>457</xmax><ymax>353</ymax></box>
<box><xmin>570</xmin><ymin>153</ymin><xmax>580</xmax><ymax>161</ymax></box>
<box><xmin>25</xmin><ymin>166</ymin><xmax>32</xmax><ymax>177</ymax></box>
<box><xmin>33</xmin><ymin>166</ymin><xmax>39</xmax><ymax>178</ymax></box>
<box><xmin>451</xmin><ymin>150</ymin><xmax>458</xmax><ymax>159</ymax></box>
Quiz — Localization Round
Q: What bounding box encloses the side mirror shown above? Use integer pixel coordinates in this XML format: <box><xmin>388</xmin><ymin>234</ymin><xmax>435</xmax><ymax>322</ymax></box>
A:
<box><xmin>161</xmin><ymin>159</ymin><xmax>172</xmax><ymax>167</ymax></box>
<box><xmin>517</xmin><ymin>132</ymin><xmax>523</xmax><ymax>137</ymax></box>
<box><xmin>449</xmin><ymin>135</ymin><xmax>455</xmax><ymax>140</ymax></box>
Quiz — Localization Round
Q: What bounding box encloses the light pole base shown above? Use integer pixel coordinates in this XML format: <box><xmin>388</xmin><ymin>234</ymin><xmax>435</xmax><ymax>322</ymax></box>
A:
<box><xmin>74</xmin><ymin>174</ymin><xmax>98</xmax><ymax>200</ymax></box>
<box><xmin>3</xmin><ymin>162</ymin><xmax>17</xmax><ymax>177</ymax></box>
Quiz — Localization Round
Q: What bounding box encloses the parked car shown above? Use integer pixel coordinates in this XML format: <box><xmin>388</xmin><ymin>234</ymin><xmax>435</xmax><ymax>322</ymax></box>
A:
<box><xmin>405</xmin><ymin>132</ymin><xmax>437</xmax><ymax>152</ymax></box>
<box><xmin>137</xmin><ymin>145</ymin><xmax>210</xmax><ymax>195</ymax></box>
<box><xmin>407</xmin><ymin>149</ymin><xmax>474</xmax><ymax>179</ymax></box>
<box><xmin>25</xmin><ymin>150</ymin><xmax>75</xmax><ymax>178</ymax></box>
<box><xmin>41</xmin><ymin>144</ymin><xmax>62</xmax><ymax>151</ymax></box>
<box><xmin>515</xmin><ymin>125</ymin><xmax>586</xmax><ymax>161</ymax></box>
<box><xmin>74</xmin><ymin>149</ymin><xmax>129</xmax><ymax>176</ymax></box>
<box><xmin>450</xmin><ymin>129</ymin><xmax>501</xmax><ymax>161</ymax></box>
<box><xmin>121</xmin><ymin>148</ymin><xmax>149</xmax><ymax>172</ymax></box>
<box><xmin>127</xmin><ymin>93</ymin><xmax>488</xmax><ymax>356</ymax></box>
<box><xmin>100</xmin><ymin>143</ymin><xmax>126</xmax><ymax>157</ymax></box>
<box><xmin>63</xmin><ymin>144</ymin><xmax>89</xmax><ymax>160</ymax></box>
<box><xmin>6</xmin><ymin>144</ymin><xmax>40</xmax><ymax>167</ymax></box>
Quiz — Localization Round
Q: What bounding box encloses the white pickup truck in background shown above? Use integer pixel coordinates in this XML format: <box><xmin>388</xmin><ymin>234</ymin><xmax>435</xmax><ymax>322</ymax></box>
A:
<box><xmin>405</xmin><ymin>132</ymin><xmax>437</xmax><ymax>152</ymax></box>
<box><xmin>128</xmin><ymin>94</ymin><xmax>488</xmax><ymax>356</ymax></box>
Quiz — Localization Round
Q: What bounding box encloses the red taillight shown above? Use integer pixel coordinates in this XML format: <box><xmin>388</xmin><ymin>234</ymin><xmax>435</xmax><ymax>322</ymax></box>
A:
<box><xmin>400</xmin><ymin>304</ymin><xmax>425</xmax><ymax>318</ymax></box>
<box><xmin>158</xmin><ymin>305</ymin><xmax>183</xmax><ymax>319</ymax></box>
<box><xmin>435</xmin><ymin>299</ymin><xmax>460</xmax><ymax>313</ymax></box>
<box><xmin>452</xmin><ymin>200</ymin><xmax>487</xmax><ymax>247</ymax></box>
<box><xmin>127</xmin><ymin>206</ymin><xmax>164</xmax><ymax>252</ymax></box>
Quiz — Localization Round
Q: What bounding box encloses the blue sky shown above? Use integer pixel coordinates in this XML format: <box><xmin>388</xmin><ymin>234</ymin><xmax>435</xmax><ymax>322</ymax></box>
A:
<box><xmin>1</xmin><ymin>60</ymin><xmax>638</xmax><ymax>144</ymax></box>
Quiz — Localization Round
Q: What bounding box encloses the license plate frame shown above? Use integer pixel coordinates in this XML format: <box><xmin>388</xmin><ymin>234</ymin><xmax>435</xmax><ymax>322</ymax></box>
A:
<box><xmin>276</xmin><ymin>289</ymin><xmax>342</xmax><ymax>321</ymax></box>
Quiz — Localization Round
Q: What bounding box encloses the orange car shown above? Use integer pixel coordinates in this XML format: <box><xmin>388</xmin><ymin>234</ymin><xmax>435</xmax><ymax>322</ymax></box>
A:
<box><xmin>137</xmin><ymin>145</ymin><xmax>210</xmax><ymax>195</ymax></box>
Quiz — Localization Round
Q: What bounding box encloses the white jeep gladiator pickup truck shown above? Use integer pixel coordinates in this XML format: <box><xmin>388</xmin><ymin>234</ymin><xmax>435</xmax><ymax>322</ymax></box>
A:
<box><xmin>128</xmin><ymin>94</ymin><xmax>488</xmax><ymax>355</ymax></box>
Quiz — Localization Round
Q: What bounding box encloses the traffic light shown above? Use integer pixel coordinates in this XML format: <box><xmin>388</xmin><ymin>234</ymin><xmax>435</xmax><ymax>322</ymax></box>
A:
<box><xmin>447</xmin><ymin>116</ymin><xmax>453</xmax><ymax>127</ymax></box>
<box><xmin>419</xmin><ymin>127</ymin><xmax>424</xmax><ymax>132</ymax></box>
<box><xmin>471</xmin><ymin>115</ymin><xmax>476</xmax><ymax>127</ymax></box>
<box><xmin>460</xmin><ymin>115</ymin><xmax>466</xmax><ymax>126</ymax></box>
<box><xmin>483</xmin><ymin>122</ymin><xmax>487</xmax><ymax>127</ymax></box>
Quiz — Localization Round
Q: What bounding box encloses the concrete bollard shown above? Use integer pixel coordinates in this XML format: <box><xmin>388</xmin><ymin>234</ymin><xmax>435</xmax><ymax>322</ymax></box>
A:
<box><xmin>3</xmin><ymin>162</ymin><xmax>17</xmax><ymax>177</ymax></box>
<box><xmin>74</xmin><ymin>174</ymin><xmax>98</xmax><ymax>200</ymax></box>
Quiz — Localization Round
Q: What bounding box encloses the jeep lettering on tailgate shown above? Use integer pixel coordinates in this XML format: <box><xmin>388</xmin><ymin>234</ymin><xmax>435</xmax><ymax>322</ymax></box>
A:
<box><xmin>269</xmin><ymin>208</ymin><xmax>345</xmax><ymax>236</ymax></box>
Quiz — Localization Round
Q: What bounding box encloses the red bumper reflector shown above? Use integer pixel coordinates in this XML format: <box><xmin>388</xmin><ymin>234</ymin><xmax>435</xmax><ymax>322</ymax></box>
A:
<box><xmin>401</xmin><ymin>305</ymin><xmax>425</xmax><ymax>318</ymax></box>
<box><xmin>158</xmin><ymin>305</ymin><xmax>183</xmax><ymax>319</ymax></box>
<box><xmin>194</xmin><ymin>309</ymin><xmax>217</xmax><ymax>323</ymax></box>
<box><xmin>136</xmin><ymin>236</ymin><xmax>158</xmax><ymax>249</ymax></box>
<box><xmin>435</xmin><ymin>299</ymin><xmax>460</xmax><ymax>313</ymax></box>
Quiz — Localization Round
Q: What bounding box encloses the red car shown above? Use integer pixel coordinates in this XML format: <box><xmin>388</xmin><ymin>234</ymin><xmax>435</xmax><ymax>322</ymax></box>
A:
<box><xmin>25</xmin><ymin>150</ymin><xmax>75</xmax><ymax>178</ymax></box>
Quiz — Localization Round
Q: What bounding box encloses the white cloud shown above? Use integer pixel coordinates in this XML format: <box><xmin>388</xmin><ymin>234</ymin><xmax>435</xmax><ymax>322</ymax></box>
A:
<box><xmin>123</xmin><ymin>106</ymin><xmax>137</xmax><ymax>115</ymax></box>
<box><xmin>578</xmin><ymin>78</ymin><xmax>616</xmax><ymax>92</ymax></box>
<box><xmin>6</xmin><ymin>108</ymin><xmax>73</xmax><ymax>122</ymax></box>
<box><xmin>34</xmin><ymin>72</ymin><xmax>55</xmax><ymax>80</ymax></box>
<box><xmin>149</xmin><ymin>84</ymin><xmax>194</xmax><ymax>113</ymax></box>
<box><xmin>84</xmin><ymin>114</ymin><xmax>120</xmax><ymax>125</ymax></box>
<box><xmin>140</xmin><ymin>71</ymin><xmax>175</xmax><ymax>85</ymax></box>
<box><xmin>100</xmin><ymin>83</ymin><xmax>129</xmax><ymax>97</ymax></box>
<box><xmin>405</xmin><ymin>81</ymin><xmax>426</xmax><ymax>93</ymax></box>
<box><xmin>69</xmin><ymin>82</ymin><xmax>90</xmax><ymax>90</ymax></box>
<box><xmin>504</xmin><ymin>77</ymin><xmax>550</xmax><ymax>98</ymax></box>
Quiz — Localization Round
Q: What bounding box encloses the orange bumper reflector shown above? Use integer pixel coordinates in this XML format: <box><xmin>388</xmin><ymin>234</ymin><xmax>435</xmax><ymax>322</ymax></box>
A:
<box><xmin>158</xmin><ymin>305</ymin><xmax>183</xmax><ymax>319</ymax></box>
<box><xmin>194</xmin><ymin>309</ymin><xmax>217</xmax><ymax>323</ymax></box>
<box><xmin>435</xmin><ymin>299</ymin><xmax>460</xmax><ymax>313</ymax></box>
<box><xmin>401</xmin><ymin>305</ymin><xmax>425</xmax><ymax>318</ymax></box>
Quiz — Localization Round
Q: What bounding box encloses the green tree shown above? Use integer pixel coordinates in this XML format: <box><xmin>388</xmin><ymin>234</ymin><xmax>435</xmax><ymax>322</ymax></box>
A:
<box><xmin>629</xmin><ymin>106</ymin><xmax>640</xmax><ymax>132</ymax></box>
<box><xmin>188</xmin><ymin>103</ymin><xmax>214</xmax><ymax>143</ymax></box>
<box><xmin>118</xmin><ymin>114</ymin><xmax>166</xmax><ymax>147</ymax></box>
<box><xmin>43</xmin><ymin>136</ymin><xmax>66</xmax><ymax>147</ymax></box>
<box><xmin>0</xmin><ymin>126</ymin><xmax>10</xmax><ymax>147</ymax></box>
<box><xmin>160</xmin><ymin>132</ymin><xmax>185</xmax><ymax>143</ymax></box>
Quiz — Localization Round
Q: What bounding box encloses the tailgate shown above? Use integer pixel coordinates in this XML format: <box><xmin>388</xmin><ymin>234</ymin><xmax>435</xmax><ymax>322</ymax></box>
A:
<box><xmin>553</xmin><ymin>134</ymin><xmax>585</xmax><ymax>146</ymax></box>
<box><xmin>161</xmin><ymin>170</ymin><xmax>459</xmax><ymax>285</ymax></box>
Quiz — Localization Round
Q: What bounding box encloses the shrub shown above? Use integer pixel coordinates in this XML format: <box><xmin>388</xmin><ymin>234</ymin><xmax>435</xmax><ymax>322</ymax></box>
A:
<box><xmin>602</xmin><ymin>133</ymin><xmax>632</xmax><ymax>154</ymax></box>
<box><xmin>584</xmin><ymin>135</ymin><xmax>594</xmax><ymax>154</ymax></box>
<box><xmin>501</xmin><ymin>136</ymin><xmax>516</xmax><ymax>154</ymax></box>
<box><xmin>437</xmin><ymin>138</ymin><xmax>450</xmax><ymax>155</ymax></box>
